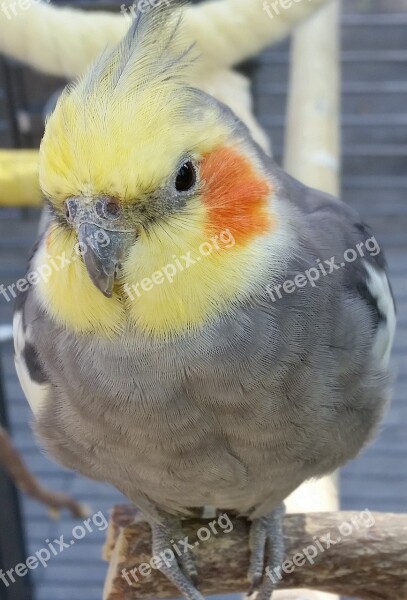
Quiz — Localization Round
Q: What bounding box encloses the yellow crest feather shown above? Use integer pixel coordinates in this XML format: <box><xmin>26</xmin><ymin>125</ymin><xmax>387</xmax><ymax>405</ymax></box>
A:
<box><xmin>39</xmin><ymin>2</ymin><xmax>226</xmax><ymax>204</ymax></box>
<box><xmin>36</xmin><ymin>2</ymin><xmax>284</xmax><ymax>339</ymax></box>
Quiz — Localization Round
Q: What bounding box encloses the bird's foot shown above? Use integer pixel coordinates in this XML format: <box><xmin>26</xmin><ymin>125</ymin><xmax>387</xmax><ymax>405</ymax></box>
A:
<box><xmin>151</xmin><ymin>515</ymin><xmax>204</xmax><ymax>600</ymax></box>
<box><xmin>248</xmin><ymin>503</ymin><xmax>285</xmax><ymax>600</ymax></box>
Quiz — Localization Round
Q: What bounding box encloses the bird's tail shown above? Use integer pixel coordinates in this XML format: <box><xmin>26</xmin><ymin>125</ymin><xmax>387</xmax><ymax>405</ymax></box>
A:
<box><xmin>0</xmin><ymin>0</ymin><xmax>330</xmax><ymax>79</ymax></box>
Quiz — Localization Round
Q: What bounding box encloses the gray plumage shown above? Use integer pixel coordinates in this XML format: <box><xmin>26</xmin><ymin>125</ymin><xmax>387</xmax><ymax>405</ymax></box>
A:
<box><xmin>15</xmin><ymin>165</ymin><xmax>394</xmax><ymax>521</ymax></box>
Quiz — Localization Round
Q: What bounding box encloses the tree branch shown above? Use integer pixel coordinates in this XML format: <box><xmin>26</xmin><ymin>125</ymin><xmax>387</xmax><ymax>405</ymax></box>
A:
<box><xmin>0</xmin><ymin>426</ymin><xmax>87</xmax><ymax>518</ymax></box>
<box><xmin>103</xmin><ymin>506</ymin><xmax>407</xmax><ymax>600</ymax></box>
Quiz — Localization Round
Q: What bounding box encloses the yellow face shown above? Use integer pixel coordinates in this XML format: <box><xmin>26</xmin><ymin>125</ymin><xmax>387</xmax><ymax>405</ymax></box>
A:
<box><xmin>36</xmin><ymin>142</ymin><xmax>275</xmax><ymax>338</ymax></box>
<box><xmin>35</xmin><ymin>7</ymin><xmax>277</xmax><ymax>339</ymax></box>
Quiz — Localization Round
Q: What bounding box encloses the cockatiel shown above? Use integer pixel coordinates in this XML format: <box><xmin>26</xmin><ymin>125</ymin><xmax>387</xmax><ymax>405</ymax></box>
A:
<box><xmin>13</xmin><ymin>4</ymin><xmax>395</xmax><ymax>600</ymax></box>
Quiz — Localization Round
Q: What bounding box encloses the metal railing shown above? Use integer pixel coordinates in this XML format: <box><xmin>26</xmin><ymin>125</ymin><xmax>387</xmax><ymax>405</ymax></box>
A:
<box><xmin>0</xmin><ymin>337</ymin><xmax>33</xmax><ymax>600</ymax></box>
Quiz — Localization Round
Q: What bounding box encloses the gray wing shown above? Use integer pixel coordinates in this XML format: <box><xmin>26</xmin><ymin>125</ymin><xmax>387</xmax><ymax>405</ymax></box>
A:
<box><xmin>281</xmin><ymin>170</ymin><xmax>396</xmax><ymax>369</ymax></box>
<box><xmin>13</xmin><ymin>242</ymin><xmax>52</xmax><ymax>416</ymax></box>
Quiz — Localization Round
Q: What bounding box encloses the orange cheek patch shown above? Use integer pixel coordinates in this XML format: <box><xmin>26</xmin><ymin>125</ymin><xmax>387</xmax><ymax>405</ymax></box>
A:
<box><xmin>201</xmin><ymin>146</ymin><xmax>273</xmax><ymax>244</ymax></box>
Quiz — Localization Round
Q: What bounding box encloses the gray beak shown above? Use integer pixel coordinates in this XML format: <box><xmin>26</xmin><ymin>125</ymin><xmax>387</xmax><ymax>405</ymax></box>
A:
<box><xmin>78</xmin><ymin>223</ymin><xmax>135</xmax><ymax>298</ymax></box>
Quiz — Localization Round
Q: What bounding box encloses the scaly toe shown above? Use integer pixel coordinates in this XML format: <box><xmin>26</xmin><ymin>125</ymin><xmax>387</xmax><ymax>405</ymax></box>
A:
<box><xmin>150</xmin><ymin>516</ymin><xmax>203</xmax><ymax>600</ymax></box>
<box><xmin>248</xmin><ymin>504</ymin><xmax>285</xmax><ymax>599</ymax></box>
<box><xmin>248</xmin><ymin>517</ymin><xmax>268</xmax><ymax>593</ymax></box>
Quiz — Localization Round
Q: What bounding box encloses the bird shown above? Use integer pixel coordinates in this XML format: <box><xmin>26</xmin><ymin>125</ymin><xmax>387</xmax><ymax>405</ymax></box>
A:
<box><xmin>13</xmin><ymin>4</ymin><xmax>396</xmax><ymax>600</ymax></box>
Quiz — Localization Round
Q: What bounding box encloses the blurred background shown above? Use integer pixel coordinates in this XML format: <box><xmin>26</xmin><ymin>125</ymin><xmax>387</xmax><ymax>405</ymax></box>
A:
<box><xmin>0</xmin><ymin>0</ymin><xmax>406</xmax><ymax>599</ymax></box>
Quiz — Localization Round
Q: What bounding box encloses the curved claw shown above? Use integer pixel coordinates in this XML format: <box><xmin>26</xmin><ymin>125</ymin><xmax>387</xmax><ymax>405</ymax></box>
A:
<box><xmin>248</xmin><ymin>504</ymin><xmax>286</xmax><ymax>599</ymax></box>
<box><xmin>150</xmin><ymin>516</ymin><xmax>204</xmax><ymax>600</ymax></box>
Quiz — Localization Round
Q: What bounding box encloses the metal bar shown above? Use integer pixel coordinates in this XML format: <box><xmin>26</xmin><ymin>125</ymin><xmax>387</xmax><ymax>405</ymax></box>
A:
<box><xmin>0</xmin><ymin>60</ymin><xmax>21</xmax><ymax>148</ymax></box>
<box><xmin>0</xmin><ymin>349</ymin><xmax>33</xmax><ymax>600</ymax></box>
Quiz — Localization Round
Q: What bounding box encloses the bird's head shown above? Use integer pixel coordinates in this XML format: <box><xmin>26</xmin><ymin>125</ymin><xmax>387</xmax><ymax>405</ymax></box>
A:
<box><xmin>35</xmin><ymin>2</ymin><xmax>289</xmax><ymax>339</ymax></box>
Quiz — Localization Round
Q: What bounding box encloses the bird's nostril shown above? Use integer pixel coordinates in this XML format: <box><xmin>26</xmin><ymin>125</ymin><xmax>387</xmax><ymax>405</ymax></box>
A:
<box><xmin>64</xmin><ymin>199</ymin><xmax>77</xmax><ymax>221</ymax></box>
<box><xmin>106</xmin><ymin>201</ymin><xmax>120</xmax><ymax>216</ymax></box>
<box><xmin>95</xmin><ymin>198</ymin><xmax>121</xmax><ymax>219</ymax></box>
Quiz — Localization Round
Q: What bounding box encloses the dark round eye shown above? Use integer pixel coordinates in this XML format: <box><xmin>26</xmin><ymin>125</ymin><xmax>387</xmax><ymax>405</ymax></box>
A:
<box><xmin>175</xmin><ymin>161</ymin><xmax>196</xmax><ymax>192</ymax></box>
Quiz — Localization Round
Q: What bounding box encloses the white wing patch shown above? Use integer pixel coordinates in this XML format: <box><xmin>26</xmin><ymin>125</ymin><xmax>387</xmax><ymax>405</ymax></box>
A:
<box><xmin>13</xmin><ymin>311</ymin><xmax>49</xmax><ymax>415</ymax></box>
<box><xmin>364</xmin><ymin>262</ymin><xmax>396</xmax><ymax>368</ymax></box>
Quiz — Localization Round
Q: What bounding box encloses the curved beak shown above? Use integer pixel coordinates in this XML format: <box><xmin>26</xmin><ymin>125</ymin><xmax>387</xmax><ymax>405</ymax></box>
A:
<box><xmin>78</xmin><ymin>223</ymin><xmax>136</xmax><ymax>297</ymax></box>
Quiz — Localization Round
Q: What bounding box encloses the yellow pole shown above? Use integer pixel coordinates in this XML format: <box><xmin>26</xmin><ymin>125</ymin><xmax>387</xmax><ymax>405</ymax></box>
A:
<box><xmin>277</xmin><ymin>2</ymin><xmax>341</xmax><ymax>599</ymax></box>
<box><xmin>0</xmin><ymin>150</ymin><xmax>42</xmax><ymax>207</ymax></box>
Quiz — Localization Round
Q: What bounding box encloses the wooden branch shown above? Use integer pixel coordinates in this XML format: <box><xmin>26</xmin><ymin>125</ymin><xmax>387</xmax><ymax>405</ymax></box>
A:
<box><xmin>0</xmin><ymin>426</ymin><xmax>88</xmax><ymax>518</ymax></box>
<box><xmin>103</xmin><ymin>506</ymin><xmax>407</xmax><ymax>600</ymax></box>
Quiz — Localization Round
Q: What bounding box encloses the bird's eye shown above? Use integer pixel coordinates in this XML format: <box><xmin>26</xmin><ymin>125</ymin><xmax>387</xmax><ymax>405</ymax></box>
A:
<box><xmin>175</xmin><ymin>161</ymin><xmax>196</xmax><ymax>192</ymax></box>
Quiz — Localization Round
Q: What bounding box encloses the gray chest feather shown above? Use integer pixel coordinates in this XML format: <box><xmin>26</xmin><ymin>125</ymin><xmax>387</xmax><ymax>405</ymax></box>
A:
<box><xmin>33</xmin><ymin>289</ymin><xmax>388</xmax><ymax>516</ymax></box>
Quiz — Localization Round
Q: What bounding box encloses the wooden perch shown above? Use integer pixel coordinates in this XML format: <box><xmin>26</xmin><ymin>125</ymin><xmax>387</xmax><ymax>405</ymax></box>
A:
<box><xmin>103</xmin><ymin>506</ymin><xmax>407</xmax><ymax>600</ymax></box>
<box><xmin>0</xmin><ymin>426</ymin><xmax>88</xmax><ymax>518</ymax></box>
